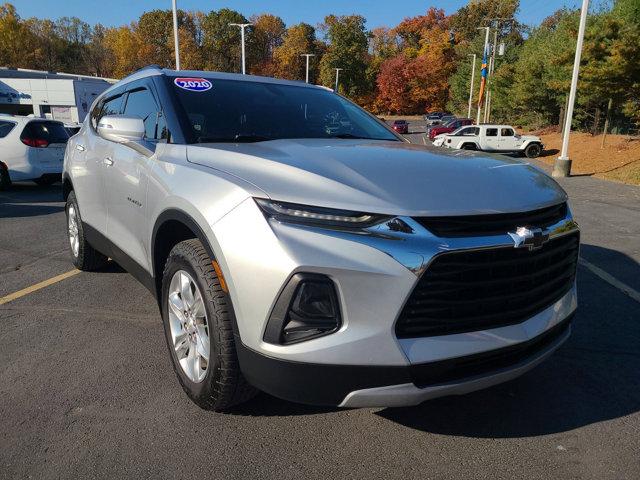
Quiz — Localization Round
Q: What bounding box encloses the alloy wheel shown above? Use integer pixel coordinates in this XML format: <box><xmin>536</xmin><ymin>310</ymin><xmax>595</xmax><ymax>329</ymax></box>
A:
<box><xmin>67</xmin><ymin>205</ymin><xmax>79</xmax><ymax>258</ymax></box>
<box><xmin>167</xmin><ymin>270</ymin><xmax>210</xmax><ymax>383</ymax></box>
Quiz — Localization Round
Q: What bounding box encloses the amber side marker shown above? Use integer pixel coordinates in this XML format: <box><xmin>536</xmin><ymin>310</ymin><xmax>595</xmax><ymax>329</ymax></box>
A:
<box><xmin>211</xmin><ymin>261</ymin><xmax>228</xmax><ymax>293</ymax></box>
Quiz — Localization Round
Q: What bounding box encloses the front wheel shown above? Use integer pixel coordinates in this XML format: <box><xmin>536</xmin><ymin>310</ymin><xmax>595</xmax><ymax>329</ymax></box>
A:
<box><xmin>161</xmin><ymin>239</ymin><xmax>256</xmax><ymax>411</ymax></box>
<box><xmin>525</xmin><ymin>143</ymin><xmax>542</xmax><ymax>158</ymax></box>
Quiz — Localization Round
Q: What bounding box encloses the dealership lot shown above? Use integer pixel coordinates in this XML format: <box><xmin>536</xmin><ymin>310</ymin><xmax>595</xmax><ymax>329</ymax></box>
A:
<box><xmin>1</xmin><ymin>136</ymin><xmax>639</xmax><ymax>479</ymax></box>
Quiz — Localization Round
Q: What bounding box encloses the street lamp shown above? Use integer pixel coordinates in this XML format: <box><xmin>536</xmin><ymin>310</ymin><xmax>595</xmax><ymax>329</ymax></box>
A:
<box><xmin>229</xmin><ymin>23</ymin><xmax>252</xmax><ymax>74</ymax></box>
<box><xmin>553</xmin><ymin>0</ymin><xmax>590</xmax><ymax>178</ymax></box>
<box><xmin>467</xmin><ymin>54</ymin><xmax>476</xmax><ymax>119</ymax></box>
<box><xmin>171</xmin><ymin>0</ymin><xmax>180</xmax><ymax>69</ymax></box>
<box><xmin>300</xmin><ymin>54</ymin><xmax>315</xmax><ymax>83</ymax></box>
<box><xmin>334</xmin><ymin>68</ymin><xmax>343</xmax><ymax>92</ymax></box>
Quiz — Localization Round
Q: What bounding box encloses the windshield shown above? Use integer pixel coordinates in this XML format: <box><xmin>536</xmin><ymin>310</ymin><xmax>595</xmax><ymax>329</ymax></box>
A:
<box><xmin>170</xmin><ymin>77</ymin><xmax>398</xmax><ymax>143</ymax></box>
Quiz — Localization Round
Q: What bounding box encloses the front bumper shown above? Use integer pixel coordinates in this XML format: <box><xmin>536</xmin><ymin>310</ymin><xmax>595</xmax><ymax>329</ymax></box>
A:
<box><xmin>212</xmin><ymin>198</ymin><xmax>578</xmax><ymax>407</ymax></box>
<box><xmin>237</xmin><ymin>299</ymin><xmax>574</xmax><ymax>407</ymax></box>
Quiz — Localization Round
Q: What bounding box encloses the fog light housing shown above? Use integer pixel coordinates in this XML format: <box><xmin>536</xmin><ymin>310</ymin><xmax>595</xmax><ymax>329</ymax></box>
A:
<box><xmin>264</xmin><ymin>273</ymin><xmax>341</xmax><ymax>345</ymax></box>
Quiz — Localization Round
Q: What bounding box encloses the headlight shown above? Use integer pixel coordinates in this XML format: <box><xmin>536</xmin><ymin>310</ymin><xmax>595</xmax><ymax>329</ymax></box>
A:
<box><xmin>255</xmin><ymin>198</ymin><xmax>390</xmax><ymax>229</ymax></box>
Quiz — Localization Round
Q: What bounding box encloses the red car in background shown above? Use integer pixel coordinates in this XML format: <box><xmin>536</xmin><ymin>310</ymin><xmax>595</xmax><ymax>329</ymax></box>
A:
<box><xmin>392</xmin><ymin>120</ymin><xmax>409</xmax><ymax>134</ymax></box>
<box><xmin>428</xmin><ymin>118</ymin><xmax>474</xmax><ymax>141</ymax></box>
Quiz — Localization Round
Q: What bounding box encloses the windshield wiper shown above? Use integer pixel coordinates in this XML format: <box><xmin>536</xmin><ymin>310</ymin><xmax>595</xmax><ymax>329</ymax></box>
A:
<box><xmin>197</xmin><ymin>134</ymin><xmax>274</xmax><ymax>143</ymax></box>
<box><xmin>327</xmin><ymin>133</ymin><xmax>394</xmax><ymax>141</ymax></box>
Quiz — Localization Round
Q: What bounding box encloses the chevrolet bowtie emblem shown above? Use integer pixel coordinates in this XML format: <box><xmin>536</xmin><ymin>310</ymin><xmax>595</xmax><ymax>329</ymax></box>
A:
<box><xmin>508</xmin><ymin>226</ymin><xmax>549</xmax><ymax>250</ymax></box>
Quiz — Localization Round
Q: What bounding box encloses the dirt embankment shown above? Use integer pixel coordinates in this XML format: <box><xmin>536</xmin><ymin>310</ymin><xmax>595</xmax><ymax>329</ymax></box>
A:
<box><xmin>534</xmin><ymin>131</ymin><xmax>640</xmax><ymax>186</ymax></box>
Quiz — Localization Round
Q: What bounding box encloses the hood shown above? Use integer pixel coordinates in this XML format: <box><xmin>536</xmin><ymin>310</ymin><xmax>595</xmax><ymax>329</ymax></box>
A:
<box><xmin>186</xmin><ymin>139</ymin><xmax>566</xmax><ymax>216</ymax></box>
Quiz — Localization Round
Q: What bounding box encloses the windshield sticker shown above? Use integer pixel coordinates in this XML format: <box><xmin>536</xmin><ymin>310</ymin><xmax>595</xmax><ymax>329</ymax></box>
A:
<box><xmin>174</xmin><ymin>77</ymin><xmax>212</xmax><ymax>92</ymax></box>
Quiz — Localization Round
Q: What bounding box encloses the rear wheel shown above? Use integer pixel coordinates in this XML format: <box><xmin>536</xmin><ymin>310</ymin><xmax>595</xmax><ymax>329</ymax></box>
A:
<box><xmin>525</xmin><ymin>143</ymin><xmax>542</xmax><ymax>158</ymax></box>
<box><xmin>0</xmin><ymin>164</ymin><xmax>10</xmax><ymax>191</ymax></box>
<box><xmin>161</xmin><ymin>239</ymin><xmax>256</xmax><ymax>411</ymax></box>
<box><xmin>65</xmin><ymin>191</ymin><xmax>109</xmax><ymax>270</ymax></box>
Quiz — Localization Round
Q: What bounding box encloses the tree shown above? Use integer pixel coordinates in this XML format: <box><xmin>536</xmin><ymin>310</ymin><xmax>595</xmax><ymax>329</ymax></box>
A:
<box><xmin>376</xmin><ymin>8</ymin><xmax>455</xmax><ymax>114</ymax></box>
<box><xmin>0</xmin><ymin>4</ymin><xmax>39</xmax><ymax>69</ymax></box>
<box><xmin>135</xmin><ymin>9</ymin><xmax>196</xmax><ymax>68</ymax></box>
<box><xmin>201</xmin><ymin>8</ymin><xmax>248</xmax><ymax>73</ymax></box>
<box><xmin>318</xmin><ymin>15</ymin><xmax>371</xmax><ymax>98</ymax></box>
<box><xmin>103</xmin><ymin>25</ymin><xmax>145</xmax><ymax>78</ymax></box>
<box><xmin>248</xmin><ymin>14</ymin><xmax>286</xmax><ymax>76</ymax></box>
<box><xmin>272</xmin><ymin>22</ymin><xmax>320</xmax><ymax>81</ymax></box>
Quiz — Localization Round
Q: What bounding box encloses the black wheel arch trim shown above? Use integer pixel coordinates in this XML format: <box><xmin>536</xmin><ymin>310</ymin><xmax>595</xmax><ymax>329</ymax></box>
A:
<box><xmin>150</xmin><ymin>209</ymin><xmax>242</xmax><ymax>336</ymax></box>
<box><xmin>151</xmin><ymin>208</ymin><xmax>217</xmax><ymax>277</ymax></box>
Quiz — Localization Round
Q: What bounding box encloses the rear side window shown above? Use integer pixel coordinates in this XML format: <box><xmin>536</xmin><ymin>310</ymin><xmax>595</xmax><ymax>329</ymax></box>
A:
<box><xmin>486</xmin><ymin>128</ymin><xmax>498</xmax><ymax>137</ymax></box>
<box><xmin>123</xmin><ymin>88</ymin><xmax>166</xmax><ymax>140</ymax></box>
<box><xmin>0</xmin><ymin>120</ymin><xmax>16</xmax><ymax>138</ymax></box>
<box><xmin>22</xmin><ymin>121</ymin><xmax>70</xmax><ymax>144</ymax></box>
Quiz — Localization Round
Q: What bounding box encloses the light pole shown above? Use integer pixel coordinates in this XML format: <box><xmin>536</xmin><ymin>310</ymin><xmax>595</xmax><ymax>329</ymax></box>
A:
<box><xmin>334</xmin><ymin>68</ymin><xmax>343</xmax><ymax>92</ymax></box>
<box><xmin>467</xmin><ymin>54</ymin><xmax>476</xmax><ymax>119</ymax></box>
<box><xmin>476</xmin><ymin>26</ymin><xmax>490</xmax><ymax>125</ymax></box>
<box><xmin>301</xmin><ymin>54</ymin><xmax>315</xmax><ymax>83</ymax></box>
<box><xmin>171</xmin><ymin>0</ymin><xmax>180</xmax><ymax>69</ymax></box>
<box><xmin>229</xmin><ymin>23</ymin><xmax>252</xmax><ymax>74</ymax></box>
<box><xmin>553</xmin><ymin>0</ymin><xmax>589</xmax><ymax>178</ymax></box>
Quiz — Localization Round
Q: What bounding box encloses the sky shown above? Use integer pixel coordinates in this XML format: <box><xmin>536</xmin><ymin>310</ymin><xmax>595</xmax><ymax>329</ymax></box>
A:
<box><xmin>13</xmin><ymin>0</ymin><xmax>583</xmax><ymax>30</ymax></box>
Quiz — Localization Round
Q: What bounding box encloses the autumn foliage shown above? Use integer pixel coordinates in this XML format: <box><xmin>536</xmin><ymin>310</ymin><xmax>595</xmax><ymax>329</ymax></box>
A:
<box><xmin>1</xmin><ymin>0</ymin><xmax>639</xmax><ymax>127</ymax></box>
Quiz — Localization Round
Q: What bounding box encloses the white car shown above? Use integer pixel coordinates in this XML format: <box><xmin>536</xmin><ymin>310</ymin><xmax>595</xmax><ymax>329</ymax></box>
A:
<box><xmin>0</xmin><ymin>115</ymin><xmax>69</xmax><ymax>188</ymax></box>
<box><xmin>434</xmin><ymin>124</ymin><xmax>544</xmax><ymax>158</ymax></box>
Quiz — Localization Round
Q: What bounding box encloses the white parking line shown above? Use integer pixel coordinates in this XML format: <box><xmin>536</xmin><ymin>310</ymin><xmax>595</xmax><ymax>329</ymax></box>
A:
<box><xmin>579</xmin><ymin>257</ymin><xmax>640</xmax><ymax>304</ymax></box>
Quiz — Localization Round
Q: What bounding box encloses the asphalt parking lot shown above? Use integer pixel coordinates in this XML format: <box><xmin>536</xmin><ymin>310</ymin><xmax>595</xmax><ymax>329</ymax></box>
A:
<box><xmin>1</xmin><ymin>128</ymin><xmax>639</xmax><ymax>479</ymax></box>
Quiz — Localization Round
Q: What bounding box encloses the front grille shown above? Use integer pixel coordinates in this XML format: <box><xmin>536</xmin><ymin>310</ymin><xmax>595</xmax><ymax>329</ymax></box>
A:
<box><xmin>395</xmin><ymin>232</ymin><xmax>579</xmax><ymax>338</ymax></box>
<box><xmin>414</xmin><ymin>202</ymin><xmax>567</xmax><ymax>237</ymax></box>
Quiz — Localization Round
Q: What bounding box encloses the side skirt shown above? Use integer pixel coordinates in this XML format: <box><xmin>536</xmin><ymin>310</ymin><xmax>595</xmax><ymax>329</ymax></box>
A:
<box><xmin>83</xmin><ymin>223</ymin><xmax>157</xmax><ymax>299</ymax></box>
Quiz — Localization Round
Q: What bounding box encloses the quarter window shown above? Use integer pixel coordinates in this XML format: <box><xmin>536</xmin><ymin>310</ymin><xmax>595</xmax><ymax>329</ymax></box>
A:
<box><xmin>92</xmin><ymin>94</ymin><xmax>124</xmax><ymax>129</ymax></box>
<box><xmin>123</xmin><ymin>88</ymin><xmax>166</xmax><ymax>140</ymax></box>
<box><xmin>486</xmin><ymin>128</ymin><xmax>498</xmax><ymax>137</ymax></box>
<box><xmin>0</xmin><ymin>120</ymin><xmax>16</xmax><ymax>138</ymax></box>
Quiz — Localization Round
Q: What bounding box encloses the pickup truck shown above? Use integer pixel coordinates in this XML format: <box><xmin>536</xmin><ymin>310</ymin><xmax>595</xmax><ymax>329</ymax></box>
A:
<box><xmin>433</xmin><ymin>124</ymin><xmax>544</xmax><ymax>158</ymax></box>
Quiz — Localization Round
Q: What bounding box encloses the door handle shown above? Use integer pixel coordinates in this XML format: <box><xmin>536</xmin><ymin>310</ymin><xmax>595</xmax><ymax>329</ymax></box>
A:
<box><xmin>76</xmin><ymin>144</ymin><xmax>85</xmax><ymax>152</ymax></box>
<box><xmin>103</xmin><ymin>157</ymin><xmax>114</xmax><ymax>166</ymax></box>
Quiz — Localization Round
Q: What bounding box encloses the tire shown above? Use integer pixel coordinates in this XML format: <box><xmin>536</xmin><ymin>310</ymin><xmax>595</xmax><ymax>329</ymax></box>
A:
<box><xmin>161</xmin><ymin>239</ymin><xmax>257</xmax><ymax>411</ymax></box>
<box><xmin>65</xmin><ymin>191</ymin><xmax>109</xmax><ymax>270</ymax></box>
<box><xmin>461</xmin><ymin>143</ymin><xmax>476</xmax><ymax>150</ymax></box>
<box><xmin>34</xmin><ymin>176</ymin><xmax>58</xmax><ymax>186</ymax></box>
<box><xmin>525</xmin><ymin>143</ymin><xmax>542</xmax><ymax>158</ymax></box>
<box><xmin>0</xmin><ymin>167</ymin><xmax>10</xmax><ymax>191</ymax></box>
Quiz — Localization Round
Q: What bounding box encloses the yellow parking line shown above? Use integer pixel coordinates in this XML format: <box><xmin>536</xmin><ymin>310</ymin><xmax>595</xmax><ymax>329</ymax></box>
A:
<box><xmin>0</xmin><ymin>269</ymin><xmax>80</xmax><ymax>306</ymax></box>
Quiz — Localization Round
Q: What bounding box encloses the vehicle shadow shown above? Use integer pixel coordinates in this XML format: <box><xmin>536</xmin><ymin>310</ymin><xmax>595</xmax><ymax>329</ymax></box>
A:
<box><xmin>0</xmin><ymin>182</ymin><xmax>62</xmax><ymax>205</ymax></box>
<box><xmin>377</xmin><ymin>244</ymin><xmax>640</xmax><ymax>437</ymax></box>
<box><xmin>540</xmin><ymin>148</ymin><xmax>560</xmax><ymax>158</ymax></box>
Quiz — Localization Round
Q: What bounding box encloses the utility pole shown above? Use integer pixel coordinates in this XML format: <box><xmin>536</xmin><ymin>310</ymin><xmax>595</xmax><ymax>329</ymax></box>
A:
<box><xmin>484</xmin><ymin>27</ymin><xmax>498</xmax><ymax>123</ymax></box>
<box><xmin>301</xmin><ymin>54</ymin><xmax>315</xmax><ymax>83</ymax></box>
<box><xmin>476</xmin><ymin>26</ymin><xmax>490</xmax><ymax>125</ymax></box>
<box><xmin>229</xmin><ymin>23</ymin><xmax>252</xmax><ymax>74</ymax></box>
<box><xmin>553</xmin><ymin>0</ymin><xmax>589</xmax><ymax>178</ymax></box>
<box><xmin>171</xmin><ymin>0</ymin><xmax>180</xmax><ymax>70</ymax></box>
<box><xmin>467</xmin><ymin>54</ymin><xmax>476</xmax><ymax>119</ymax></box>
<box><xmin>334</xmin><ymin>68</ymin><xmax>343</xmax><ymax>92</ymax></box>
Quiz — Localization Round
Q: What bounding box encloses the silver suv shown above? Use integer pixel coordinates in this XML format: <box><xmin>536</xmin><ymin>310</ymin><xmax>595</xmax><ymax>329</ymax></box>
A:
<box><xmin>63</xmin><ymin>67</ymin><xmax>579</xmax><ymax>411</ymax></box>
